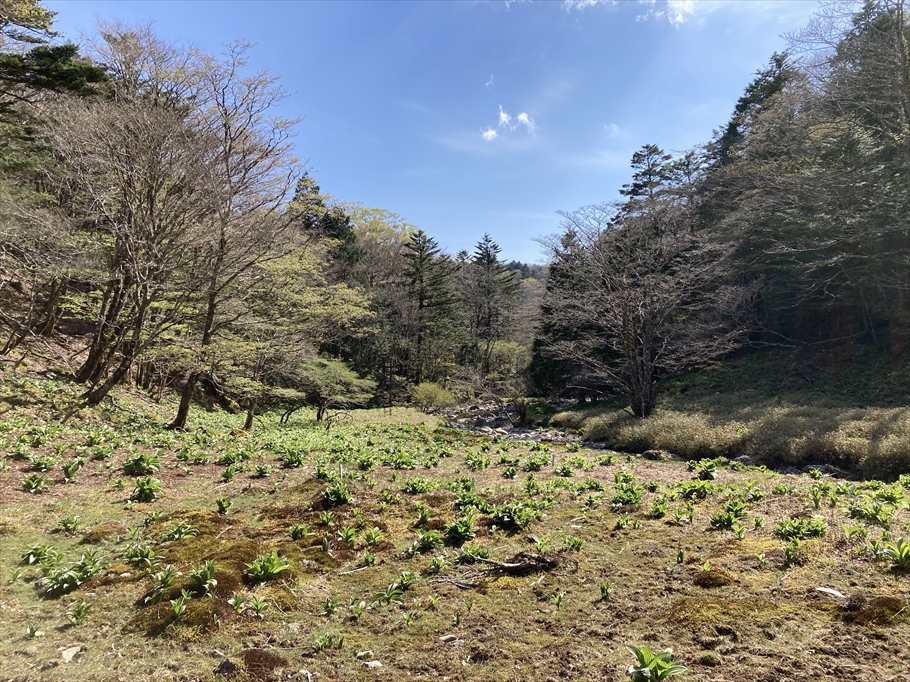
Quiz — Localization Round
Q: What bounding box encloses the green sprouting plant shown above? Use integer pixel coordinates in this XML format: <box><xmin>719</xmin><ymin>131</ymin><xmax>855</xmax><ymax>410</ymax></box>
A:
<box><xmin>774</xmin><ymin>516</ymin><xmax>827</xmax><ymax>541</ymax></box>
<box><xmin>40</xmin><ymin>551</ymin><xmax>106</xmax><ymax>596</ymax></box>
<box><xmin>425</xmin><ymin>555</ymin><xmax>447</xmax><ymax>575</ymax></box>
<box><xmin>427</xmin><ymin>594</ymin><xmax>441</xmax><ymax>610</ymax></box>
<box><xmin>21</xmin><ymin>544</ymin><xmax>61</xmax><ymax>566</ymax></box>
<box><xmin>314</xmin><ymin>632</ymin><xmax>344</xmax><ymax>651</ymax></box>
<box><xmin>649</xmin><ymin>496</ymin><xmax>668</xmax><ymax>519</ymax></box>
<box><xmin>244</xmin><ymin>552</ymin><xmax>289</xmax><ymax>583</ymax></box>
<box><xmin>676</xmin><ymin>479</ymin><xmax>712</xmax><ymax>501</ymax></box>
<box><xmin>323</xmin><ymin>479</ymin><xmax>353</xmax><ymax>506</ymax></box>
<box><xmin>124</xmin><ymin>543</ymin><xmax>157</xmax><ymax>568</ymax></box>
<box><xmin>553</xmin><ymin>592</ymin><xmax>564</xmax><ymax>609</ymax></box>
<box><xmin>29</xmin><ymin>453</ymin><xmax>57</xmax><ymax>472</ymax></box>
<box><xmin>554</xmin><ymin>463</ymin><xmax>574</xmax><ymax>477</ymax></box>
<box><xmin>25</xmin><ymin>624</ymin><xmax>38</xmax><ymax>639</ymax></box>
<box><xmin>626</xmin><ymin>645</ymin><xmax>687</xmax><ymax>681</ymax></box>
<box><xmin>566</xmin><ymin>442</ymin><xmax>582</xmax><ymax>453</ymax></box>
<box><xmin>289</xmin><ymin>523</ymin><xmax>313</xmax><ymax>541</ymax></box>
<box><xmin>490</xmin><ymin>501</ymin><xmax>539</xmax><ymax>532</ymax></box>
<box><xmin>189</xmin><ymin>560</ymin><xmax>218</xmax><ymax>596</ymax></box>
<box><xmin>411</xmin><ymin>529</ymin><xmax>444</xmax><ymax>554</ymax></box>
<box><xmin>281</xmin><ymin>451</ymin><xmax>306</xmax><ymax>468</ymax></box>
<box><xmin>612</xmin><ymin>481</ymin><xmax>644</xmax><ymax>507</ymax></box>
<box><xmin>248</xmin><ymin>595</ymin><xmax>271</xmax><ymax>618</ymax></box>
<box><xmin>783</xmin><ymin>541</ymin><xmax>801</xmax><ymax>567</ymax></box>
<box><xmin>691</xmin><ymin>459</ymin><xmax>719</xmax><ymax>481</ymax></box>
<box><xmin>771</xmin><ymin>483</ymin><xmax>796</xmax><ymax>495</ymax></box>
<box><xmin>215</xmin><ymin>496</ymin><xmax>232</xmax><ymax>515</ymax></box>
<box><xmin>337</xmin><ymin>526</ymin><xmax>358</xmax><ymax>549</ymax></box>
<box><xmin>403</xmin><ymin>476</ymin><xmax>438</xmax><ymax>494</ymax></box>
<box><xmin>465</xmin><ymin>451</ymin><xmax>490</xmax><ymax>471</ymax></box>
<box><xmin>253</xmin><ymin>464</ymin><xmax>275</xmax><ymax>478</ymax></box>
<box><xmin>868</xmin><ymin>537</ymin><xmax>889</xmax><ymax>561</ymax></box>
<box><xmin>615</xmin><ymin>513</ymin><xmax>631</xmax><ymax>530</ymax></box>
<box><xmin>883</xmin><ymin>538</ymin><xmax>910</xmax><ymax>569</ymax></box>
<box><xmin>22</xmin><ymin>474</ymin><xmax>50</xmax><ymax>494</ymax></box>
<box><xmin>733</xmin><ymin>524</ymin><xmax>747</xmax><ymax>540</ymax></box>
<box><xmin>130</xmin><ymin>477</ymin><xmax>162</xmax><ymax>503</ymax></box>
<box><xmin>123</xmin><ymin>451</ymin><xmax>160</xmax><ymax>476</ymax></box>
<box><xmin>362</xmin><ymin>526</ymin><xmax>383</xmax><ymax>546</ymax></box>
<box><xmin>57</xmin><ymin>515</ymin><xmax>80</xmax><ymax>535</ymax></box>
<box><xmin>808</xmin><ymin>468</ymin><xmax>823</xmax><ymax>480</ymax></box>
<box><xmin>445</xmin><ymin>511</ymin><xmax>477</xmax><ymax>546</ymax></box>
<box><xmin>170</xmin><ymin>590</ymin><xmax>191</xmax><ymax>620</ymax></box>
<box><xmin>67</xmin><ymin>599</ymin><xmax>91</xmax><ymax>626</ymax></box>
<box><xmin>318</xmin><ymin>511</ymin><xmax>335</xmax><ymax>526</ymax></box>
<box><xmin>320</xmin><ymin>596</ymin><xmax>338</xmax><ymax>616</ymax></box>
<box><xmin>755</xmin><ymin>552</ymin><xmax>767</xmax><ymax>569</ymax></box>
<box><xmin>753</xmin><ymin>517</ymin><xmax>765</xmax><ymax>529</ymax></box>
<box><xmin>372</xmin><ymin>583</ymin><xmax>405</xmax><ymax>606</ymax></box>
<box><xmin>456</xmin><ymin>544</ymin><xmax>491</xmax><ymax>564</ymax></box>
<box><xmin>521</xmin><ymin>453</ymin><xmax>549</xmax><ymax>472</ymax></box>
<box><xmin>563</xmin><ymin>535</ymin><xmax>584</xmax><ymax>551</ymax></box>
<box><xmin>61</xmin><ymin>458</ymin><xmax>86</xmax><ymax>483</ymax></box>
<box><xmin>361</xmin><ymin>549</ymin><xmax>377</xmax><ymax>566</ymax></box>
<box><xmin>843</xmin><ymin>524</ymin><xmax>867</xmax><ymax>543</ymax></box>
<box><xmin>162</xmin><ymin>521</ymin><xmax>197</xmax><ymax>542</ymax></box>
<box><xmin>598</xmin><ymin>582</ymin><xmax>612</xmax><ymax>602</ymax></box>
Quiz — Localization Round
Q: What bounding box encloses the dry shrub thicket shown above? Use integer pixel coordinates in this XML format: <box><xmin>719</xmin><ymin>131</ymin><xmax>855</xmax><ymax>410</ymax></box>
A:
<box><xmin>556</xmin><ymin>402</ymin><xmax>910</xmax><ymax>479</ymax></box>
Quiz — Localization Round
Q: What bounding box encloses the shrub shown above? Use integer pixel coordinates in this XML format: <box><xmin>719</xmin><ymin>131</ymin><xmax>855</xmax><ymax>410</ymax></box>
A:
<box><xmin>130</xmin><ymin>477</ymin><xmax>162</xmax><ymax>503</ymax></box>
<box><xmin>410</xmin><ymin>382</ymin><xmax>456</xmax><ymax>414</ymax></box>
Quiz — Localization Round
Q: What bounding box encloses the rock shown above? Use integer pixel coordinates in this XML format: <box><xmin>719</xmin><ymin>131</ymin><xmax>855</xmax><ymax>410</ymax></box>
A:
<box><xmin>363</xmin><ymin>660</ymin><xmax>382</xmax><ymax>669</ymax></box>
<box><xmin>355</xmin><ymin>651</ymin><xmax>374</xmax><ymax>660</ymax></box>
<box><xmin>281</xmin><ymin>623</ymin><xmax>301</xmax><ymax>633</ymax></box>
<box><xmin>214</xmin><ymin>659</ymin><xmax>238</xmax><ymax>676</ymax></box>
<box><xmin>732</xmin><ymin>455</ymin><xmax>755</xmax><ymax>466</ymax></box>
<box><xmin>439</xmin><ymin>634</ymin><xmax>459</xmax><ymax>643</ymax></box>
<box><xmin>60</xmin><ymin>646</ymin><xmax>80</xmax><ymax>663</ymax></box>
<box><xmin>473</xmin><ymin>418</ymin><xmax>486</xmax><ymax>427</ymax></box>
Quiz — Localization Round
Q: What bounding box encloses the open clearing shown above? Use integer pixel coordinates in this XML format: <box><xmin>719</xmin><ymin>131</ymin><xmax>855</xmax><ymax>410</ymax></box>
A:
<box><xmin>0</xmin><ymin>374</ymin><xmax>908</xmax><ymax>682</ymax></box>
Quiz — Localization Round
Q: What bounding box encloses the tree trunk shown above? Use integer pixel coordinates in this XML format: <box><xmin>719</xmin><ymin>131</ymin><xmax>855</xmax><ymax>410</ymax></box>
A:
<box><xmin>168</xmin><ymin>372</ymin><xmax>198</xmax><ymax>430</ymax></box>
<box><xmin>243</xmin><ymin>403</ymin><xmax>256</xmax><ymax>430</ymax></box>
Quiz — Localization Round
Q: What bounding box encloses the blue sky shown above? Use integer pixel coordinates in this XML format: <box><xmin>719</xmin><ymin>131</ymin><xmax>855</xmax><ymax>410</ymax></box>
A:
<box><xmin>45</xmin><ymin>0</ymin><xmax>822</xmax><ymax>263</ymax></box>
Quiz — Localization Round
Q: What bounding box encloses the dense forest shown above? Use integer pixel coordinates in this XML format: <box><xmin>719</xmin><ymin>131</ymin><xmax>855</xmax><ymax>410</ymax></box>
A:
<box><xmin>0</xmin><ymin>0</ymin><xmax>907</xmax><ymax>427</ymax></box>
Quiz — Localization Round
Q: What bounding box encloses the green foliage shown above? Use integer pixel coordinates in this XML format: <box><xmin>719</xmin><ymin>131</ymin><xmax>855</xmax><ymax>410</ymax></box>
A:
<box><xmin>21</xmin><ymin>473</ymin><xmax>49</xmax><ymax>493</ymax></box>
<box><xmin>410</xmin><ymin>382</ymin><xmax>456</xmax><ymax>413</ymax></box>
<box><xmin>130</xmin><ymin>477</ymin><xmax>162</xmax><ymax>503</ymax></box>
<box><xmin>883</xmin><ymin>538</ymin><xmax>910</xmax><ymax>569</ymax></box>
<box><xmin>444</xmin><ymin>510</ymin><xmax>476</xmax><ymax>546</ymax></box>
<box><xmin>774</xmin><ymin>516</ymin><xmax>827</xmax><ymax>541</ymax></box>
<box><xmin>322</xmin><ymin>479</ymin><xmax>353</xmax><ymax>506</ymax></box>
<box><xmin>123</xmin><ymin>451</ymin><xmax>160</xmax><ymax>476</ymax></box>
<box><xmin>626</xmin><ymin>645</ymin><xmax>687</xmax><ymax>681</ymax></box>
<box><xmin>245</xmin><ymin>552</ymin><xmax>290</xmax><ymax>582</ymax></box>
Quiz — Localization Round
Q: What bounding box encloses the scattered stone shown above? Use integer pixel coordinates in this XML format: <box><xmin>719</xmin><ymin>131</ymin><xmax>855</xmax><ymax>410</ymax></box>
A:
<box><xmin>60</xmin><ymin>647</ymin><xmax>80</xmax><ymax>663</ymax></box>
<box><xmin>363</xmin><ymin>660</ymin><xmax>382</xmax><ymax>669</ymax></box>
<box><xmin>355</xmin><ymin>650</ymin><xmax>374</xmax><ymax>660</ymax></box>
<box><xmin>214</xmin><ymin>659</ymin><xmax>237</xmax><ymax>676</ymax></box>
<box><xmin>642</xmin><ymin>449</ymin><xmax>667</xmax><ymax>461</ymax></box>
<box><xmin>732</xmin><ymin>455</ymin><xmax>755</xmax><ymax>466</ymax></box>
<box><xmin>281</xmin><ymin>623</ymin><xmax>301</xmax><ymax>633</ymax></box>
<box><xmin>439</xmin><ymin>635</ymin><xmax>459</xmax><ymax>643</ymax></box>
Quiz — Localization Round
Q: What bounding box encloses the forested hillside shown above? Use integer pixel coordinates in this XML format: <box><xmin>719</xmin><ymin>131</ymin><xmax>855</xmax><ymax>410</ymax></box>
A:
<box><xmin>0</xmin><ymin>0</ymin><xmax>907</xmax><ymax>427</ymax></box>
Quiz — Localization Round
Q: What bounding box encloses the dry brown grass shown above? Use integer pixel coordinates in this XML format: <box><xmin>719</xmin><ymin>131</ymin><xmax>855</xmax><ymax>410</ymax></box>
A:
<box><xmin>571</xmin><ymin>397</ymin><xmax>910</xmax><ymax>477</ymax></box>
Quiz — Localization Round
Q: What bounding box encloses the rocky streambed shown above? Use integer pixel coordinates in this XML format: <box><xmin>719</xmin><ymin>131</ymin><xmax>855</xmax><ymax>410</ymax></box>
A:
<box><xmin>441</xmin><ymin>402</ymin><xmax>593</xmax><ymax>445</ymax></box>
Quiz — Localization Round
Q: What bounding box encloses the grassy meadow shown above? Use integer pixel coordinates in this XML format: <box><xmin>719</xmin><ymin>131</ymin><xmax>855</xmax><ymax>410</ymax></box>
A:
<box><xmin>0</xmin><ymin>368</ymin><xmax>909</xmax><ymax>682</ymax></box>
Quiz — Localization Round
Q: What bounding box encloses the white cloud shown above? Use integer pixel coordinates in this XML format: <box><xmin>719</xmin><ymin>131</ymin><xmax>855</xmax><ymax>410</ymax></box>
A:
<box><xmin>562</xmin><ymin>0</ymin><xmax>616</xmax><ymax>10</ymax></box>
<box><xmin>485</xmin><ymin>74</ymin><xmax>495</xmax><ymax>87</ymax></box>
<box><xmin>481</xmin><ymin>128</ymin><xmax>498</xmax><ymax>142</ymax></box>
<box><xmin>604</xmin><ymin>122</ymin><xmax>621</xmax><ymax>136</ymax></box>
<box><xmin>498</xmin><ymin>105</ymin><xmax>513</xmax><ymax>128</ymax></box>
<box><xmin>564</xmin><ymin>0</ymin><xmax>697</xmax><ymax>26</ymax></box>
<box><xmin>666</xmin><ymin>0</ymin><xmax>696</xmax><ymax>25</ymax></box>
<box><xmin>517</xmin><ymin>112</ymin><xmax>536</xmax><ymax>133</ymax></box>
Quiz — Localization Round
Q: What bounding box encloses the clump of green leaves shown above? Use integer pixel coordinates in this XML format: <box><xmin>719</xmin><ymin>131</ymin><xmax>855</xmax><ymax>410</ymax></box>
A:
<box><xmin>626</xmin><ymin>645</ymin><xmax>687</xmax><ymax>681</ymax></box>
<box><xmin>245</xmin><ymin>552</ymin><xmax>289</xmax><ymax>583</ymax></box>
<box><xmin>774</xmin><ymin>516</ymin><xmax>827</xmax><ymax>541</ymax></box>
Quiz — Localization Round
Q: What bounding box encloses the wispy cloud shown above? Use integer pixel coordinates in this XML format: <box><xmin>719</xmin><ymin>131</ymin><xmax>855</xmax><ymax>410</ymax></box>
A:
<box><xmin>485</xmin><ymin>74</ymin><xmax>495</xmax><ymax>87</ymax></box>
<box><xmin>498</xmin><ymin>105</ymin><xmax>512</xmax><ymax>128</ymax></box>
<box><xmin>481</xmin><ymin>128</ymin><xmax>498</xmax><ymax>142</ymax></box>
<box><xmin>564</xmin><ymin>0</ymin><xmax>698</xmax><ymax>26</ymax></box>
<box><xmin>604</xmin><ymin>122</ymin><xmax>621</xmax><ymax>137</ymax></box>
<box><xmin>517</xmin><ymin>112</ymin><xmax>537</xmax><ymax>133</ymax></box>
